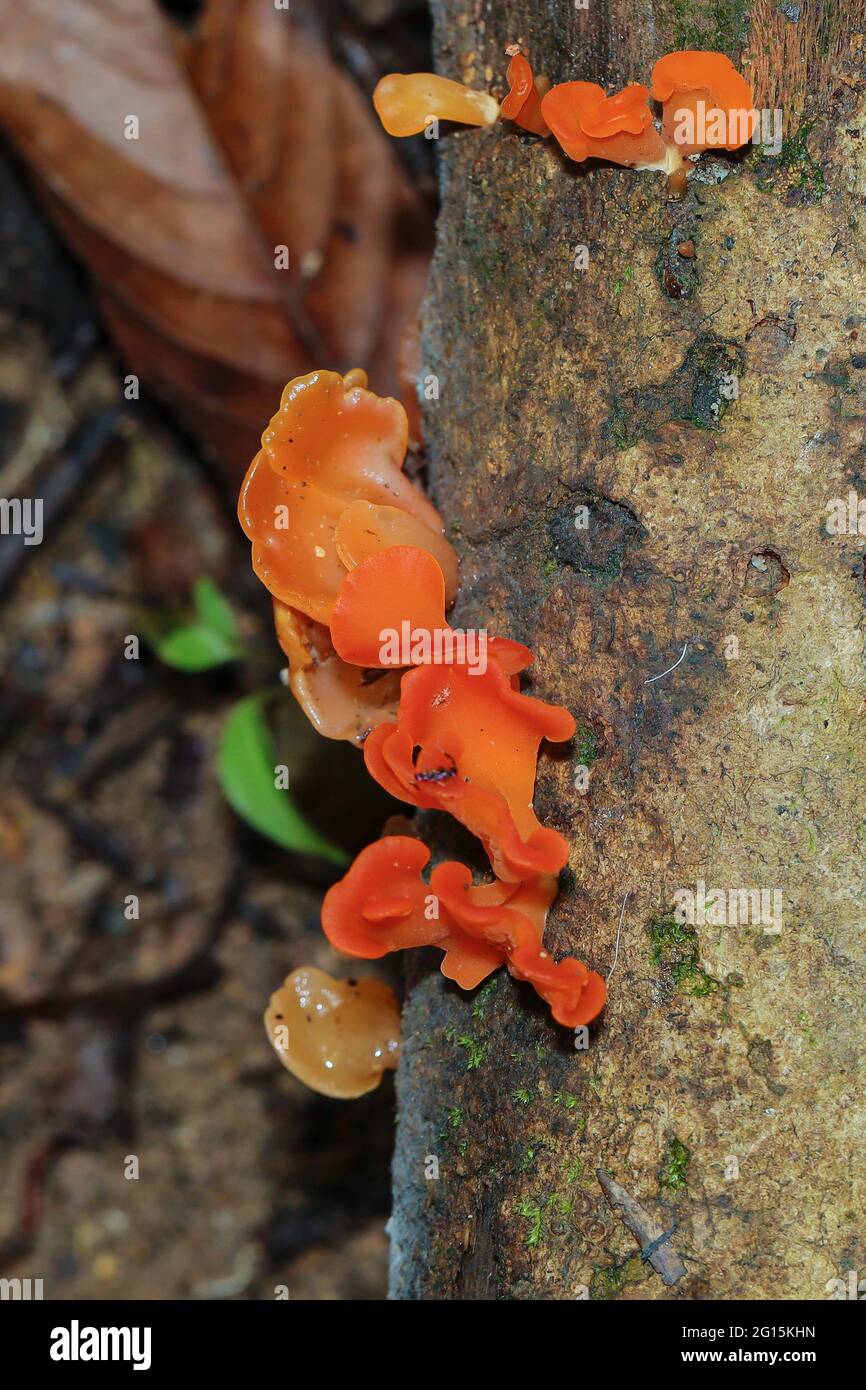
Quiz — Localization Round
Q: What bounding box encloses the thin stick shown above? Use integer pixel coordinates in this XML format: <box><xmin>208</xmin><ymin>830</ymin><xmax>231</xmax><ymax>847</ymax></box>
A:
<box><xmin>644</xmin><ymin>641</ymin><xmax>689</xmax><ymax>685</ymax></box>
<box><xmin>607</xmin><ymin>891</ymin><xmax>629</xmax><ymax>983</ymax></box>
<box><xmin>596</xmin><ymin>1167</ymin><xmax>687</xmax><ymax>1286</ymax></box>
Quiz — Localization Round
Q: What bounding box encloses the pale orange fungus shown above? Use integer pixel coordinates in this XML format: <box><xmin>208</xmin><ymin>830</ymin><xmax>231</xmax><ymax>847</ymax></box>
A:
<box><xmin>373</xmin><ymin>72</ymin><xmax>500</xmax><ymax>137</ymax></box>
<box><xmin>237</xmin><ymin>369</ymin><xmax>450</xmax><ymax>625</ymax></box>
<box><xmin>264</xmin><ymin>966</ymin><xmax>401</xmax><ymax>1099</ymax></box>
<box><xmin>273</xmin><ymin>599</ymin><xmax>401</xmax><ymax>744</ymax></box>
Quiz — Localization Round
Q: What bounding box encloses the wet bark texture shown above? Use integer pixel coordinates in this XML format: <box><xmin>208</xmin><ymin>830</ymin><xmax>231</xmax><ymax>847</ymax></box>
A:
<box><xmin>390</xmin><ymin>0</ymin><xmax>866</xmax><ymax>1299</ymax></box>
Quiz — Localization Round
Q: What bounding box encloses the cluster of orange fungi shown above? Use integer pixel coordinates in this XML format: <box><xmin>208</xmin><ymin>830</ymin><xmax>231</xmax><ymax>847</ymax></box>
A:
<box><xmin>374</xmin><ymin>49</ymin><xmax>755</xmax><ymax>188</ymax></box>
<box><xmin>241</xmin><ymin>370</ymin><xmax>606</xmax><ymax>1097</ymax></box>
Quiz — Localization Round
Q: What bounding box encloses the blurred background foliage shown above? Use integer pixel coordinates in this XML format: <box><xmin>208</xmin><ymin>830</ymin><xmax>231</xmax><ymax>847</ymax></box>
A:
<box><xmin>0</xmin><ymin>0</ymin><xmax>433</xmax><ymax>1300</ymax></box>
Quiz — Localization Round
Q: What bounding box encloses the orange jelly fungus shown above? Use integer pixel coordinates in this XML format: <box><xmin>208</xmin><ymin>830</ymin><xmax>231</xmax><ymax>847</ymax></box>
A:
<box><xmin>335</xmin><ymin>500</ymin><xmax>459</xmax><ymax>605</ymax></box>
<box><xmin>541</xmin><ymin>81</ymin><xmax>673</xmax><ymax>170</ymax></box>
<box><xmin>363</xmin><ymin>658</ymin><xmax>576</xmax><ymax>881</ymax></box>
<box><xmin>322</xmin><ymin>838</ymin><xmax>606</xmax><ymax>1026</ymax></box>
<box><xmin>330</xmin><ymin>545</ymin><xmax>450</xmax><ymax>669</ymax></box>
<box><xmin>273</xmin><ymin>599</ymin><xmax>400</xmax><ymax>744</ymax></box>
<box><xmin>264</xmin><ymin>967</ymin><xmax>401</xmax><ymax>1099</ymax></box>
<box><xmin>501</xmin><ymin>52</ymin><xmax>550</xmax><ymax>137</ymax></box>
<box><xmin>238</xmin><ymin>369</ymin><xmax>451</xmax><ymax>624</ymax></box>
<box><xmin>373</xmin><ymin>72</ymin><xmax>500</xmax><ymax>137</ymax></box>
<box><xmin>651</xmin><ymin>51</ymin><xmax>755</xmax><ymax>156</ymax></box>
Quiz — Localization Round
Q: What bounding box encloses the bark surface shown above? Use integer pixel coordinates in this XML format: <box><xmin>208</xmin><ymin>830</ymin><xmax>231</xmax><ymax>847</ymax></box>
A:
<box><xmin>390</xmin><ymin>0</ymin><xmax>866</xmax><ymax>1300</ymax></box>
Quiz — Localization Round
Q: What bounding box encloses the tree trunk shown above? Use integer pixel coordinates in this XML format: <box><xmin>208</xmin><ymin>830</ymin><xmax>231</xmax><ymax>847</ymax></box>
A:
<box><xmin>389</xmin><ymin>0</ymin><xmax>866</xmax><ymax>1300</ymax></box>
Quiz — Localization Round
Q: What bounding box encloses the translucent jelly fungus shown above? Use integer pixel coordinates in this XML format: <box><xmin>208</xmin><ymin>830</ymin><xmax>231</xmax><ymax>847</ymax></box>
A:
<box><xmin>322</xmin><ymin>837</ymin><xmax>606</xmax><ymax>1025</ymax></box>
<box><xmin>363</xmin><ymin>657</ymin><xmax>576</xmax><ymax>881</ymax></box>
<box><xmin>541</xmin><ymin>81</ymin><xmax>674</xmax><ymax>170</ymax></box>
<box><xmin>373</xmin><ymin>73</ymin><xmax>500</xmax><ymax>137</ymax></box>
<box><xmin>273</xmin><ymin>599</ymin><xmax>401</xmax><ymax>744</ymax></box>
<box><xmin>501</xmin><ymin>51</ymin><xmax>550</xmax><ymax>136</ymax></box>
<box><xmin>264</xmin><ymin>966</ymin><xmax>401</xmax><ymax>1099</ymax></box>
<box><xmin>651</xmin><ymin>51</ymin><xmax>755</xmax><ymax>157</ymax></box>
<box><xmin>238</xmin><ymin>369</ymin><xmax>450</xmax><ymax>624</ymax></box>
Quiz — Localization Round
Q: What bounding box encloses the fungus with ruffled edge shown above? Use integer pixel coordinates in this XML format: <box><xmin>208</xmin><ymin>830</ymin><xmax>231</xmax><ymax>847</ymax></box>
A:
<box><xmin>541</xmin><ymin>81</ymin><xmax>680</xmax><ymax>173</ymax></box>
<box><xmin>362</xmin><ymin>647</ymin><xmax>576</xmax><ymax>882</ymax></box>
<box><xmin>373</xmin><ymin>73</ymin><xmax>500</xmax><ymax>137</ymax></box>
<box><xmin>321</xmin><ymin>836</ymin><xmax>606</xmax><ymax>1026</ymax></box>
<box><xmin>264</xmin><ymin>966</ymin><xmax>401</xmax><ymax>1099</ymax></box>
<box><xmin>501</xmin><ymin>49</ymin><xmax>550</xmax><ymax>137</ymax></box>
<box><xmin>651</xmin><ymin>51</ymin><xmax>755</xmax><ymax>158</ymax></box>
<box><xmin>238</xmin><ymin>368</ymin><xmax>454</xmax><ymax>626</ymax></box>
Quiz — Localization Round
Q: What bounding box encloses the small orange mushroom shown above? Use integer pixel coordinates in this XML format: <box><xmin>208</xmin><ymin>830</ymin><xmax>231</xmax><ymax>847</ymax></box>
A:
<box><xmin>321</xmin><ymin>838</ymin><xmax>605</xmax><ymax>1026</ymax></box>
<box><xmin>541</xmin><ymin>81</ymin><xmax>675</xmax><ymax>170</ymax></box>
<box><xmin>362</xmin><ymin>657</ymin><xmax>575</xmax><ymax>880</ymax></box>
<box><xmin>264</xmin><ymin>966</ymin><xmax>401</xmax><ymax>1099</ymax></box>
<box><xmin>330</xmin><ymin>546</ymin><xmax>451</xmax><ymax>669</ymax></box>
<box><xmin>651</xmin><ymin>51</ymin><xmax>755</xmax><ymax>157</ymax></box>
<box><xmin>335</xmin><ymin>503</ymin><xmax>459</xmax><ymax>607</ymax></box>
<box><xmin>373</xmin><ymin>72</ymin><xmax>500</xmax><ymax>137</ymax></box>
<box><xmin>273</xmin><ymin>599</ymin><xmax>401</xmax><ymax>744</ymax></box>
<box><xmin>501</xmin><ymin>52</ymin><xmax>550</xmax><ymax>137</ymax></box>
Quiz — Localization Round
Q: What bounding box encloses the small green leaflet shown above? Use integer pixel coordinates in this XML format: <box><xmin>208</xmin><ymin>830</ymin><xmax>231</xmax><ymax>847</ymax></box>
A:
<box><xmin>154</xmin><ymin>578</ymin><xmax>242</xmax><ymax>671</ymax></box>
<box><xmin>217</xmin><ymin>693</ymin><xmax>348</xmax><ymax>864</ymax></box>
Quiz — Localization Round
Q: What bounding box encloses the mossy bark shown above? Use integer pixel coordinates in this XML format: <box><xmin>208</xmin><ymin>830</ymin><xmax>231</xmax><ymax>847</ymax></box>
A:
<box><xmin>389</xmin><ymin>0</ymin><xmax>866</xmax><ymax>1300</ymax></box>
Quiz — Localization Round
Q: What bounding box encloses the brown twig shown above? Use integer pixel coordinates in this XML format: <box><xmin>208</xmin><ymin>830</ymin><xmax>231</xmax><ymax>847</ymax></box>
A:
<box><xmin>596</xmin><ymin>1167</ymin><xmax>687</xmax><ymax>1286</ymax></box>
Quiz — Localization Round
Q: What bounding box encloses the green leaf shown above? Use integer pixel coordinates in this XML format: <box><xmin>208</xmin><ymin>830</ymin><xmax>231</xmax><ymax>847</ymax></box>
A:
<box><xmin>217</xmin><ymin>694</ymin><xmax>348</xmax><ymax>864</ymax></box>
<box><xmin>155</xmin><ymin>623</ymin><xmax>239</xmax><ymax>671</ymax></box>
<box><xmin>151</xmin><ymin>577</ymin><xmax>241</xmax><ymax>671</ymax></box>
<box><xmin>193</xmin><ymin>577</ymin><xmax>238</xmax><ymax>642</ymax></box>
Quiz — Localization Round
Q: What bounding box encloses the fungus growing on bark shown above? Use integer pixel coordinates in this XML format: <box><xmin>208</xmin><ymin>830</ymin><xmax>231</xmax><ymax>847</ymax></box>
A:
<box><xmin>363</xmin><ymin>657</ymin><xmax>575</xmax><ymax>881</ymax></box>
<box><xmin>651</xmin><ymin>51</ymin><xmax>755</xmax><ymax>157</ymax></box>
<box><xmin>321</xmin><ymin>837</ymin><xmax>605</xmax><ymax>1026</ymax></box>
<box><xmin>330</xmin><ymin>545</ymin><xmax>453</xmax><ymax>669</ymax></box>
<box><xmin>541</xmin><ymin>81</ymin><xmax>677</xmax><ymax>171</ymax></box>
<box><xmin>501</xmin><ymin>51</ymin><xmax>550</xmax><ymax>136</ymax></box>
<box><xmin>273</xmin><ymin>599</ymin><xmax>401</xmax><ymax>744</ymax></box>
<box><xmin>238</xmin><ymin>368</ymin><xmax>450</xmax><ymax>625</ymax></box>
<box><xmin>373</xmin><ymin>73</ymin><xmax>500</xmax><ymax>137</ymax></box>
<box><xmin>264</xmin><ymin>966</ymin><xmax>401</xmax><ymax>1099</ymax></box>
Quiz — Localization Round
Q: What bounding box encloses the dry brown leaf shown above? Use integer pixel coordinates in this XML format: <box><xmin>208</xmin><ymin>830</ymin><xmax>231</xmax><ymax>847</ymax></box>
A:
<box><xmin>0</xmin><ymin>0</ymin><xmax>431</xmax><ymax>476</ymax></box>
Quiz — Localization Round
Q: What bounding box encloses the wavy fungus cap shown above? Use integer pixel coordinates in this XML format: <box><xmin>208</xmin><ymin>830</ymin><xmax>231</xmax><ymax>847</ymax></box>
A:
<box><xmin>541</xmin><ymin>81</ymin><xmax>671</xmax><ymax>169</ymax></box>
<box><xmin>651</xmin><ymin>51</ymin><xmax>755</xmax><ymax>155</ymax></box>
<box><xmin>321</xmin><ymin>837</ymin><xmax>605</xmax><ymax>1024</ymax></box>
<box><xmin>362</xmin><ymin>655</ymin><xmax>575</xmax><ymax>880</ymax></box>
<box><xmin>501</xmin><ymin>52</ymin><xmax>550</xmax><ymax>136</ymax></box>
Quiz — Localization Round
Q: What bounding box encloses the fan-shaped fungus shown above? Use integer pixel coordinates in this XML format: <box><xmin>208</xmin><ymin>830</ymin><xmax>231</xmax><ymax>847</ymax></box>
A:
<box><xmin>363</xmin><ymin>657</ymin><xmax>575</xmax><ymax>880</ymax></box>
<box><xmin>501</xmin><ymin>51</ymin><xmax>550</xmax><ymax>136</ymax></box>
<box><xmin>264</xmin><ymin>966</ymin><xmax>401</xmax><ymax>1099</ymax></box>
<box><xmin>651</xmin><ymin>51</ymin><xmax>755</xmax><ymax>157</ymax></box>
<box><xmin>541</xmin><ymin>81</ymin><xmax>676</xmax><ymax>171</ymax></box>
<box><xmin>373</xmin><ymin>72</ymin><xmax>500</xmax><ymax>137</ymax></box>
